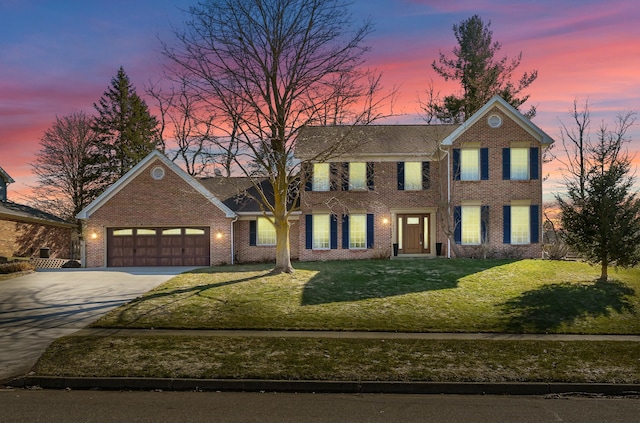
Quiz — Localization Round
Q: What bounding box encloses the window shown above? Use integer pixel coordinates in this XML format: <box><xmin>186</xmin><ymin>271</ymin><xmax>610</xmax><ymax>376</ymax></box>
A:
<box><xmin>185</xmin><ymin>228</ymin><xmax>205</xmax><ymax>235</ymax></box>
<box><xmin>312</xmin><ymin>214</ymin><xmax>330</xmax><ymax>249</ymax></box>
<box><xmin>404</xmin><ymin>162</ymin><xmax>423</xmax><ymax>190</ymax></box>
<box><xmin>349</xmin><ymin>214</ymin><xmax>367</xmax><ymax>249</ymax></box>
<box><xmin>256</xmin><ymin>217</ymin><xmax>276</xmax><ymax>246</ymax></box>
<box><xmin>460</xmin><ymin>149</ymin><xmax>480</xmax><ymax>181</ymax></box>
<box><xmin>112</xmin><ymin>229</ymin><xmax>133</xmax><ymax>236</ymax></box>
<box><xmin>461</xmin><ymin>206</ymin><xmax>481</xmax><ymax>245</ymax></box>
<box><xmin>137</xmin><ymin>229</ymin><xmax>156</xmax><ymax>235</ymax></box>
<box><xmin>511</xmin><ymin>206</ymin><xmax>530</xmax><ymax>244</ymax></box>
<box><xmin>349</xmin><ymin>162</ymin><xmax>367</xmax><ymax>190</ymax></box>
<box><xmin>313</xmin><ymin>163</ymin><xmax>330</xmax><ymax>191</ymax></box>
<box><xmin>510</xmin><ymin>148</ymin><xmax>529</xmax><ymax>180</ymax></box>
<box><xmin>162</xmin><ymin>228</ymin><xmax>182</xmax><ymax>235</ymax></box>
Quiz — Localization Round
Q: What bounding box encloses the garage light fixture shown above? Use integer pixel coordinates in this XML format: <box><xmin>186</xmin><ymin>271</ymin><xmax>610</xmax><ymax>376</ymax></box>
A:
<box><xmin>90</xmin><ymin>231</ymin><xmax>98</xmax><ymax>240</ymax></box>
<box><xmin>215</xmin><ymin>231</ymin><xmax>223</xmax><ymax>239</ymax></box>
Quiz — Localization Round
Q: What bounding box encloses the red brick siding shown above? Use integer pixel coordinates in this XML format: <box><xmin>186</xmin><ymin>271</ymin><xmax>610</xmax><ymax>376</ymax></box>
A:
<box><xmin>234</xmin><ymin>219</ymin><xmax>300</xmax><ymax>264</ymax></box>
<box><xmin>84</xmin><ymin>159</ymin><xmax>232</xmax><ymax>267</ymax></box>
<box><xmin>0</xmin><ymin>219</ymin><xmax>73</xmax><ymax>259</ymax></box>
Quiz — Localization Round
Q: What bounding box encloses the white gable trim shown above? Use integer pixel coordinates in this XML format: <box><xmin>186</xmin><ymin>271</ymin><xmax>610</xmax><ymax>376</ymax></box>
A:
<box><xmin>76</xmin><ymin>150</ymin><xmax>236</xmax><ymax>219</ymax></box>
<box><xmin>440</xmin><ymin>95</ymin><xmax>554</xmax><ymax>146</ymax></box>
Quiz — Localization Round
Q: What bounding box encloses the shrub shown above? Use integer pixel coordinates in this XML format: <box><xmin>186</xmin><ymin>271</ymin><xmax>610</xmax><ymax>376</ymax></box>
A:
<box><xmin>0</xmin><ymin>261</ymin><xmax>35</xmax><ymax>274</ymax></box>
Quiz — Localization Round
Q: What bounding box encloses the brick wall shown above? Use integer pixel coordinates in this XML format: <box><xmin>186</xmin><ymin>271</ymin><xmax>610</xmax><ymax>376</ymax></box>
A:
<box><xmin>0</xmin><ymin>219</ymin><xmax>73</xmax><ymax>259</ymax></box>
<box><xmin>84</xmin><ymin>158</ymin><xmax>232</xmax><ymax>267</ymax></box>
<box><xmin>234</xmin><ymin>219</ymin><xmax>300</xmax><ymax>264</ymax></box>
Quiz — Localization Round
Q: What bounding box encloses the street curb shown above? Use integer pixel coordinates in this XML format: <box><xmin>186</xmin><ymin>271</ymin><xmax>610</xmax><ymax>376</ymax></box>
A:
<box><xmin>6</xmin><ymin>376</ymin><xmax>640</xmax><ymax>396</ymax></box>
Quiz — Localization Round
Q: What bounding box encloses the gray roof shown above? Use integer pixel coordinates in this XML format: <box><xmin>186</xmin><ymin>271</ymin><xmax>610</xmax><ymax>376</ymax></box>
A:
<box><xmin>295</xmin><ymin>124</ymin><xmax>459</xmax><ymax>161</ymax></box>
<box><xmin>199</xmin><ymin>177</ymin><xmax>298</xmax><ymax>214</ymax></box>
<box><xmin>0</xmin><ymin>201</ymin><xmax>74</xmax><ymax>228</ymax></box>
<box><xmin>0</xmin><ymin>166</ymin><xmax>15</xmax><ymax>184</ymax></box>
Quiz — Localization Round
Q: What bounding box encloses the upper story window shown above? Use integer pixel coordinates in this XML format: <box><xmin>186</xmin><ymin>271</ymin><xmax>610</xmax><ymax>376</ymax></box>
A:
<box><xmin>349</xmin><ymin>162</ymin><xmax>367</xmax><ymax>190</ymax></box>
<box><xmin>404</xmin><ymin>162</ymin><xmax>422</xmax><ymax>190</ymax></box>
<box><xmin>256</xmin><ymin>217</ymin><xmax>276</xmax><ymax>246</ymax></box>
<box><xmin>510</xmin><ymin>148</ymin><xmax>529</xmax><ymax>180</ymax></box>
<box><xmin>454</xmin><ymin>148</ymin><xmax>489</xmax><ymax>181</ymax></box>
<box><xmin>502</xmin><ymin>147</ymin><xmax>539</xmax><ymax>181</ymax></box>
<box><xmin>312</xmin><ymin>163</ymin><xmax>330</xmax><ymax>191</ymax></box>
<box><xmin>460</xmin><ymin>149</ymin><xmax>480</xmax><ymax>181</ymax></box>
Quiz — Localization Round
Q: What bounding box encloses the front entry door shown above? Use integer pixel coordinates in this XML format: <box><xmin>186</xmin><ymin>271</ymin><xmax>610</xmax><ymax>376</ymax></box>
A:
<box><xmin>398</xmin><ymin>214</ymin><xmax>430</xmax><ymax>254</ymax></box>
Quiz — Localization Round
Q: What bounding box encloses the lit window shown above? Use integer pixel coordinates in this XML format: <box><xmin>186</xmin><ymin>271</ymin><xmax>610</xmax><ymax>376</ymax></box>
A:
<box><xmin>162</xmin><ymin>228</ymin><xmax>182</xmax><ymax>235</ymax></box>
<box><xmin>137</xmin><ymin>229</ymin><xmax>156</xmax><ymax>235</ymax></box>
<box><xmin>461</xmin><ymin>206</ymin><xmax>481</xmax><ymax>245</ymax></box>
<box><xmin>313</xmin><ymin>214</ymin><xmax>330</xmax><ymax>249</ymax></box>
<box><xmin>511</xmin><ymin>148</ymin><xmax>529</xmax><ymax>180</ymax></box>
<box><xmin>185</xmin><ymin>228</ymin><xmax>205</xmax><ymax>235</ymax></box>
<box><xmin>257</xmin><ymin>217</ymin><xmax>276</xmax><ymax>246</ymax></box>
<box><xmin>313</xmin><ymin>163</ymin><xmax>329</xmax><ymax>191</ymax></box>
<box><xmin>112</xmin><ymin>229</ymin><xmax>133</xmax><ymax>236</ymax></box>
<box><xmin>460</xmin><ymin>149</ymin><xmax>480</xmax><ymax>181</ymax></box>
<box><xmin>349</xmin><ymin>162</ymin><xmax>367</xmax><ymax>190</ymax></box>
<box><xmin>511</xmin><ymin>206</ymin><xmax>530</xmax><ymax>244</ymax></box>
<box><xmin>349</xmin><ymin>214</ymin><xmax>367</xmax><ymax>249</ymax></box>
<box><xmin>404</xmin><ymin>162</ymin><xmax>422</xmax><ymax>191</ymax></box>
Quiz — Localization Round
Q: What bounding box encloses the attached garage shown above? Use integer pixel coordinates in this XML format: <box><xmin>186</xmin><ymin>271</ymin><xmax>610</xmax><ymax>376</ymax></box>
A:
<box><xmin>107</xmin><ymin>227</ymin><xmax>210</xmax><ymax>267</ymax></box>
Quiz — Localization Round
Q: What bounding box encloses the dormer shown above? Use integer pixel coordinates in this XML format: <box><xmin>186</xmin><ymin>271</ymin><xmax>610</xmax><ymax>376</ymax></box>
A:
<box><xmin>0</xmin><ymin>166</ymin><xmax>15</xmax><ymax>203</ymax></box>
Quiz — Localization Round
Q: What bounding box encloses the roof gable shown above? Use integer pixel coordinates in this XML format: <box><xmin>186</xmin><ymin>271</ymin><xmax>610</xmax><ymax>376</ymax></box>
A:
<box><xmin>0</xmin><ymin>166</ymin><xmax>15</xmax><ymax>185</ymax></box>
<box><xmin>76</xmin><ymin>150</ymin><xmax>236</xmax><ymax>219</ymax></box>
<box><xmin>440</xmin><ymin>95</ymin><xmax>554</xmax><ymax>146</ymax></box>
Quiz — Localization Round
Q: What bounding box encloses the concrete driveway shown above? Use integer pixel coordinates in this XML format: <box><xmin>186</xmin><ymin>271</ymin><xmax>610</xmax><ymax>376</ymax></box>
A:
<box><xmin>0</xmin><ymin>267</ymin><xmax>197</xmax><ymax>383</ymax></box>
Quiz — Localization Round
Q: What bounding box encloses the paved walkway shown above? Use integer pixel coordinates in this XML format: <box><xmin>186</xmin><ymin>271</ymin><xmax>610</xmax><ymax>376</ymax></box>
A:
<box><xmin>73</xmin><ymin>327</ymin><xmax>640</xmax><ymax>342</ymax></box>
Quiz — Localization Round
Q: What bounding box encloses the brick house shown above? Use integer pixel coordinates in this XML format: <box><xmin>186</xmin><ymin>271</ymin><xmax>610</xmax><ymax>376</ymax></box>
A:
<box><xmin>295</xmin><ymin>95</ymin><xmax>553</xmax><ymax>260</ymax></box>
<box><xmin>77</xmin><ymin>96</ymin><xmax>552</xmax><ymax>267</ymax></box>
<box><xmin>0</xmin><ymin>166</ymin><xmax>75</xmax><ymax>259</ymax></box>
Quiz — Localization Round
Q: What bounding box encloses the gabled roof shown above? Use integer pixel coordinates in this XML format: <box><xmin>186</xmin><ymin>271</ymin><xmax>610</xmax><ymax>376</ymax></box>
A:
<box><xmin>200</xmin><ymin>176</ymin><xmax>299</xmax><ymax>214</ymax></box>
<box><xmin>0</xmin><ymin>166</ymin><xmax>15</xmax><ymax>184</ymax></box>
<box><xmin>0</xmin><ymin>201</ymin><xmax>74</xmax><ymax>228</ymax></box>
<box><xmin>296</xmin><ymin>124</ymin><xmax>459</xmax><ymax>161</ymax></box>
<box><xmin>440</xmin><ymin>95</ymin><xmax>554</xmax><ymax>146</ymax></box>
<box><xmin>76</xmin><ymin>150</ymin><xmax>236</xmax><ymax>219</ymax></box>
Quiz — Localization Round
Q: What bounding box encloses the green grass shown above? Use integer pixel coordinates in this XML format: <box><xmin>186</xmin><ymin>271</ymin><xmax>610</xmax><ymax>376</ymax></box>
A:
<box><xmin>34</xmin><ymin>336</ymin><xmax>640</xmax><ymax>383</ymax></box>
<box><xmin>94</xmin><ymin>259</ymin><xmax>640</xmax><ymax>334</ymax></box>
<box><xmin>33</xmin><ymin>259</ymin><xmax>640</xmax><ymax>383</ymax></box>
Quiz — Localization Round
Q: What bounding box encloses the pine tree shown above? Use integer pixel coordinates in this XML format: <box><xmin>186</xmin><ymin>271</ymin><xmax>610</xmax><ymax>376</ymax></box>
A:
<box><xmin>93</xmin><ymin>67</ymin><xmax>160</xmax><ymax>184</ymax></box>
<box><xmin>557</xmin><ymin>112</ymin><xmax>640</xmax><ymax>281</ymax></box>
<box><xmin>425</xmin><ymin>15</ymin><xmax>537</xmax><ymax>123</ymax></box>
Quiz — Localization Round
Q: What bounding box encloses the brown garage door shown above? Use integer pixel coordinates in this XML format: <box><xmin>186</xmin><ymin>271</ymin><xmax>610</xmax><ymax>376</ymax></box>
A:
<box><xmin>107</xmin><ymin>227</ymin><xmax>210</xmax><ymax>267</ymax></box>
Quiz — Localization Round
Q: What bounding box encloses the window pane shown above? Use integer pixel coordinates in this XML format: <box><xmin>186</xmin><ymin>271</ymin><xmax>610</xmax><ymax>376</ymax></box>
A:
<box><xmin>511</xmin><ymin>206</ymin><xmax>530</xmax><ymax>244</ymax></box>
<box><xmin>398</xmin><ymin>217</ymin><xmax>403</xmax><ymax>249</ymax></box>
<box><xmin>349</xmin><ymin>214</ymin><xmax>366</xmax><ymax>249</ymax></box>
<box><xmin>460</xmin><ymin>149</ymin><xmax>479</xmax><ymax>181</ymax></box>
<box><xmin>424</xmin><ymin>216</ymin><xmax>429</xmax><ymax>247</ymax></box>
<box><xmin>162</xmin><ymin>228</ymin><xmax>182</xmax><ymax>235</ymax></box>
<box><xmin>313</xmin><ymin>163</ymin><xmax>329</xmax><ymax>191</ymax></box>
<box><xmin>404</xmin><ymin>162</ymin><xmax>422</xmax><ymax>190</ymax></box>
<box><xmin>113</xmin><ymin>229</ymin><xmax>133</xmax><ymax>236</ymax></box>
<box><xmin>137</xmin><ymin>229</ymin><xmax>156</xmax><ymax>235</ymax></box>
<box><xmin>511</xmin><ymin>148</ymin><xmax>529</xmax><ymax>180</ymax></box>
<box><xmin>461</xmin><ymin>206</ymin><xmax>481</xmax><ymax>245</ymax></box>
<box><xmin>349</xmin><ymin>162</ymin><xmax>367</xmax><ymax>190</ymax></box>
<box><xmin>312</xmin><ymin>214</ymin><xmax>330</xmax><ymax>249</ymax></box>
<box><xmin>257</xmin><ymin>217</ymin><xmax>276</xmax><ymax>246</ymax></box>
<box><xmin>185</xmin><ymin>228</ymin><xmax>205</xmax><ymax>235</ymax></box>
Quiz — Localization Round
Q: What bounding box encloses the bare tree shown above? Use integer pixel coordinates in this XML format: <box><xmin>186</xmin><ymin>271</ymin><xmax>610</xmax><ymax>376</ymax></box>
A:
<box><xmin>30</xmin><ymin>111</ymin><xmax>101</xmax><ymax>227</ymax></box>
<box><xmin>557</xmin><ymin>99</ymin><xmax>592</xmax><ymax>199</ymax></box>
<box><xmin>163</xmin><ymin>0</ymin><xmax>390</xmax><ymax>273</ymax></box>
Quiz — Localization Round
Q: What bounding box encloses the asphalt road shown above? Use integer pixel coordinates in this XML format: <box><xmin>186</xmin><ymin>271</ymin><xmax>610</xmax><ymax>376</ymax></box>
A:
<box><xmin>1</xmin><ymin>390</ymin><xmax>639</xmax><ymax>423</ymax></box>
<box><xmin>0</xmin><ymin>267</ymin><xmax>196</xmax><ymax>383</ymax></box>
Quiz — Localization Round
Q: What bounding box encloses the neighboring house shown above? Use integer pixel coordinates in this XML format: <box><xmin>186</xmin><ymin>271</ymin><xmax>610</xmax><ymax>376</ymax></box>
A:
<box><xmin>0</xmin><ymin>166</ymin><xmax>75</xmax><ymax>259</ymax></box>
<box><xmin>77</xmin><ymin>95</ymin><xmax>553</xmax><ymax>267</ymax></box>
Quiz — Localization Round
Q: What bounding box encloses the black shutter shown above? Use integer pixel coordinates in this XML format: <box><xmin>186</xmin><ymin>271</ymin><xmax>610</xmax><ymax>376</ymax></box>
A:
<box><xmin>503</xmin><ymin>206</ymin><xmax>511</xmax><ymax>244</ymax></box>
<box><xmin>342</xmin><ymin>215</ymin><xmax>349</xmax><ymax>249</ymax></box>
<box><xmin>422</xmin><ymin>161</ymin><xmax>430</xmax><ymax>190</ymax></box>
<box><xmin>480</xmin><ymin>148</ymin><xmax>489</xmax><ymax>180</ymax></box>
<box><xmin>249</xmin><ymin>220</ymin><xmax>257</xmax><ymax>246</ymax></box>
<box><xmin>530</xmin><ymin>205</ymin><xmax>540</xmax><ymax>243</ymax></box>
<box><xmin>454</xmin><ymin>206</ymin><xmax>462</xmax><ymax>244</ymax></box>
<box><xmin>502</xmin><ymin>148</ymin><xmax>510</xmax><ymax>180</ymax></box>
<box><xmin>329</xmin><ymin>163</ymin><xmax>339</xmax><ymax>191</ymax></box>
<box><xmin>530</xmin><ymin>147</ymin><xmax>539</xmax><ymax>180</ymax></box>
<box><xmin>481</xmin><ymin>206</ymin><xmax>489</xmax><ymax>243</ymax></box>
<box><xmin>453</xmin><ymin>149</ymin><xmax>461</xmax><ymax>180</ymax></box>
<box><xmin>366</xmin><ymin>214</ymin><xmax>374</xmax><ymax>249</ymax></box>
<box><xmin>367</xmin><ymin>162</ymin><xmax>375</xmax><ymax>190</ymax></box>
<box><xmin>342</xmin><ymin>162</ymin><xmax>349</xmax><ymax>191</ymax></box>
<box><xmin>304</xmin><ymin>163</ymin><xmax>313</xmax><ymax>191</ymax></box>
<box><xmin>305</xmin><ymin>215</ymin><xmax>312</xmax><ymax>249</ymax></box>
<box><xmin>397</xmin><ymin>162</ymin><xmax>405</xmax><ymax>190</ymax></box>
<box><xmin>330</xmin><ymin>215</ymin><xmax>338</xmax><ymax>249</ymax></box>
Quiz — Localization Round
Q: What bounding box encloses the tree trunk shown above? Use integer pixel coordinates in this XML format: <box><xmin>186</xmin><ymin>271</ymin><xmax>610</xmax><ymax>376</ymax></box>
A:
<box><xmin>273</xmin><ymin>216</ymin><xmax>293</xmax><ymax>274</ymax></box>
<box><xmin>600</xmin><ymin>262</ymin><xmax>608</xmax><ymax>282</ymax></box>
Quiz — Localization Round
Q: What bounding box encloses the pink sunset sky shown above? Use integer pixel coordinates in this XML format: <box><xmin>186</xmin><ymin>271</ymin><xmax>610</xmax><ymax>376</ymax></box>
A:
<box><xmin>1</xmin><ymin>0</ymin><xmax>639</xmax><ymax>205</ymax></box>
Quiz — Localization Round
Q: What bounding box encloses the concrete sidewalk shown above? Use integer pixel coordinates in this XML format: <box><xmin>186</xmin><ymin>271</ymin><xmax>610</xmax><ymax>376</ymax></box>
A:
<box><xmin>71</xmin><ymin>327</ymin><xmax>640</xmax><ymax>342</ymax></box>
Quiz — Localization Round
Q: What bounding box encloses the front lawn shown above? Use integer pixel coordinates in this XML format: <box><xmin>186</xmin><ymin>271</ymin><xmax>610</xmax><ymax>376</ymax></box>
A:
<box><xmin>94</xmin><ymin>259</ymin><xmax>640</xmax><ymax>334</ymax></box>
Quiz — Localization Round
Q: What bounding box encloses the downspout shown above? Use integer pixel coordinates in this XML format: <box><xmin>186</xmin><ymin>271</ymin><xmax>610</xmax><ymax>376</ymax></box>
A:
<box><xmin>230</xmin><ymin>216</ymin><xmax>238</xmax><ymax>265</ymax></box>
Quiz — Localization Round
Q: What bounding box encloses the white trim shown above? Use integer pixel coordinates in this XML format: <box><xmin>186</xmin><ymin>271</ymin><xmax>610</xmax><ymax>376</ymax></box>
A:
<box><xmin>76</xmin><ymin>150</ymin><xmax>236</xmax><ymax>219</ymax></box>
<box><xmin>440</xmin><ymin>96</ymin><xmax>554</xmax><ymax>146</ymax></box>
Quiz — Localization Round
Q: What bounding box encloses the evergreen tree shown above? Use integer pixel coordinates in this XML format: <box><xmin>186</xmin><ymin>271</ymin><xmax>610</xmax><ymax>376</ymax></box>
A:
<box><xmin>93</xmin><ymin>67</ymin><xmax>160</xmax><ymax>184</ymax></box>
<box><xmin>557</xmin><ymin>112</ymin><xmax>640</xmax><ymax>281</ymax></box>
<box><xmin>424</xmin><ymin>15</ymin><xmax>537</xmax><ymax>123</ymax></box>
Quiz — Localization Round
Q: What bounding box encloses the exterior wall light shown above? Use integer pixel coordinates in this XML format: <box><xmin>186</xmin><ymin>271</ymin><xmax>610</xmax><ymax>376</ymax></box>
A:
<box><xmin>216</xmin><ymin>231</ymin><xmax>223</xmax><ymax>239</ymax></box>
<box><xmin>90</xmin><ymin>232</ymin><xmax>98</xmax><ymax>240</ymax></box>
<box><xmin>382</xmin><ymin>217</ymin><xmax>389</xmax><ymax>225</ymax></box>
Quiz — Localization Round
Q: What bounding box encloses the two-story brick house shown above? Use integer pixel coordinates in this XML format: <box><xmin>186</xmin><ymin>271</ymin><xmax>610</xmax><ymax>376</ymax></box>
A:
<box><xmin>77</xmin><ymin>96</ymin><xmax>552</xmax><ymax>267</ymax></box>
<box><xmin>295</xmin><ymin>95</ymin><xmax>553</xmax><ymax>260</ymax></box>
